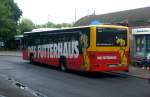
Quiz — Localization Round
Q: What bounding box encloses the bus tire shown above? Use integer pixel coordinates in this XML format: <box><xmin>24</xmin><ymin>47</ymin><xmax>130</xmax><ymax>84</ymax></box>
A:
<box><xmin>29</xmin><ymin>53</ymin><xmax>34</xmax><ymax>64</ymax></box>
<box><xmin>60</xmin><ymin>62</ymin><xmax>67</xmax><ymax>72</ymax></box>
<box><xmin>59</xmin><ymin>57</ymin><xmax>67</xmax><ymax>72</ymax></box>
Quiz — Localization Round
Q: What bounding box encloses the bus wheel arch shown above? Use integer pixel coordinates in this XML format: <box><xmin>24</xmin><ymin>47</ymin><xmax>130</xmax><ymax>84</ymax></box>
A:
<box><xmin>59</xmin><ymin>56</ymin><xmax>67</xmax><ymax>72</ymax></box>
<box><xmin>29</xmin><ymin>53</ymin><xmax>34</xmax><ymax>64</ymax></box>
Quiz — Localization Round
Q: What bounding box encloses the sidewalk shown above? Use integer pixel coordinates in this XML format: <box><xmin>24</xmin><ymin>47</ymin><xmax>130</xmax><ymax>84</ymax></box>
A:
<box><xmin>116</xmin><ymin>66</ymin><xmax>150</xmax><ymax>80</ymax></box>
<box><xmin>0</xmin><ymin>50</ymin><xmax>22</xmax><ymax>57</ymax></box>
<box><xmin>0</xmin><ymin>51</ymin><xmax>150</xmax><ymax>80</ymax></box>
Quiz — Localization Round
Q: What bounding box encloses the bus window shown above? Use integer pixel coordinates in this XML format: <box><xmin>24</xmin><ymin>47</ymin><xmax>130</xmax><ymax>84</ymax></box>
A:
<box><xmin>35</xmin><ymin>39</ymin><xmax>40</xmax><ymax>45</ymax></box>
<box><xmin>96</xmin><ymin>28</ymin><xmax>127</xmax><ymax>46</ymax></box>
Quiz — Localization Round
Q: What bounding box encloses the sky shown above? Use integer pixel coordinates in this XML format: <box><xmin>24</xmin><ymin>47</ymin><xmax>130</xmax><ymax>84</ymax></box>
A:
<box><xmin>14</xmin><ymin>0</ymin><xmax>150</xmax><ymax>24</ymax></box>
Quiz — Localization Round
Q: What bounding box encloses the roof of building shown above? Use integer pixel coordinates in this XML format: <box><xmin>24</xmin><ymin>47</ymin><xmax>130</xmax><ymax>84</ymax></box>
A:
<box><xmin>74</xmin><ymin>7</ymin><xmax>150</xmax><ymax>27</ymax></box>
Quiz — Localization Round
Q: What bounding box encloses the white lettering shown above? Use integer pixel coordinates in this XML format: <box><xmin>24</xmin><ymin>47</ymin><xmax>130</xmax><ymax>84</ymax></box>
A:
<box><xmin>97</xmin><ymin>56</ymin><xmax>117</xmax><ymax>60</ymax></box>
<box><xmin>53</xmin><ymin>43</ymin><xmax>58</xmax><ymax>58</ymax></box>
<box><xmin>63</xmin><ymin>42</ymin><xmax>68</xmax><ymax>57</ymax></box>
<box><xmin>49</xmin><ymin>44</ymin><xmax>53</xmax><ymax>58</ymax></box>
<box><xmin>58</xmin><ymin>43</ymin><xmax>63</xmax><ymax>58</ymax></box>
<box><xmin>28</xmin><ymin>41</ymin><xmax>79</xmax><ymax>59</ymax></box>
<box><xmin>74</xmin><ymin>41</ymin><xmax>79</xmax><ymax>58</ymax></box>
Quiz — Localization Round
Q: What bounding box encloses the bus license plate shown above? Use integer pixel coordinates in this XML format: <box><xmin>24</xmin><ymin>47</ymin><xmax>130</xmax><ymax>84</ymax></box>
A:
<box><xmin>109</xmin><ymin>64</ymin><xmax>117</xmax><ymax>67</ymax></box>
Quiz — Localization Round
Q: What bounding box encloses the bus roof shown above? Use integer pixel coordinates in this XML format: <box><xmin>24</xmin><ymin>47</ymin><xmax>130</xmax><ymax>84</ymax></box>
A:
<box><xmin>24</xmin><ymin>25</ymin><xmax>128</xmax><ymax>34</ymax></box>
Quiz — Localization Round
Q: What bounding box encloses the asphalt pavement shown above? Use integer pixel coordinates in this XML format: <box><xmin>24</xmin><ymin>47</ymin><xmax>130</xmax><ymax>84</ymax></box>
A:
<box><xmin>0</xmin><ymin>73</ymin><xmax>37</xmax><ymax>97</ymax></box>
<box><xmin>0</xmin><ymin>50</ymin><xmax>150</xmax><ymax>79</ymax></box>
<box><xmin>0</xmin><ymin>51</ymin><xmax>150</xmax><ymax>97</ymax></box>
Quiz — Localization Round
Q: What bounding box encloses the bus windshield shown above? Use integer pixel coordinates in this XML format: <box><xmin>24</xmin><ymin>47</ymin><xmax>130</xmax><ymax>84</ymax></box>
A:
<box><xmin>96</xmin><ymin>27</ymin><xmax>127</xmax><ymax>46</ymax></box>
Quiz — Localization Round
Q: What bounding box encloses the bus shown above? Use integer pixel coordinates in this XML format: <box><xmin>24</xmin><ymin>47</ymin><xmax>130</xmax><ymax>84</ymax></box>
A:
<box><xmin>23</xmin><ymin>25</ymin><xmax>130</xmax><ymax>72</ymax></box>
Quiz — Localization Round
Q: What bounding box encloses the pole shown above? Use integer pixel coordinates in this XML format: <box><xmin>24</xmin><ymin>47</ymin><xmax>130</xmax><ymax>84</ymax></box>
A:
<box><xmin>75</xmin><ymin>8</ymin><xmax>77</xmax><ymax>23</ymax></box>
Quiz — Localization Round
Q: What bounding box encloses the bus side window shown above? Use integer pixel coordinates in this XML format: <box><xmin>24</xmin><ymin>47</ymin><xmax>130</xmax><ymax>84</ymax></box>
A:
<box><xmin>56</xmin><ymin>34</ymin><xmax>61</xmax><ymax>43</ymax></box>
<box><xmin>35</xmin><ymin>39</ymin><xmax>40</xmax><ymax>45</ymax></box>
<box><xmin>62</xmin><ymin>35</ymin><xmax>66</xmax><ymax>42</ymax></box>
<box><xmin>48</xmin><ymin>38</ymin><xmax>52</xmax><ymax>44</ymax></box>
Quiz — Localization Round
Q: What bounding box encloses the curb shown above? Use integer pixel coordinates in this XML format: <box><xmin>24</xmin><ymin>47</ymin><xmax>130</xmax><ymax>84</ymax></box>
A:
<box><xmin>111</xmin><ymin>71</ymin><xmax>149</xmax><ymax>80</ymax></box>
<box><xmin>0</xmin><ymin>54</ymin><xmax>21</xmax><ymax>57</ymax></box>
<box><xmin>127</xmin><ymin>74</ymin><xmax>149</xmax><ymax>80</ymax></box>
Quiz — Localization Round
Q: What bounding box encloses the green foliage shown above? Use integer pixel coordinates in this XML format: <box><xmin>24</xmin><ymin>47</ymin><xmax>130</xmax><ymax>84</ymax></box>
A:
<box><xmin>17</xmin><ymin>18</ymin><xmax>72</xmax><ymax>34</ymax></box>
<box><xmin>8</xmin><ymin>0</ymin><xmax>22</xmax><ymax>22</ymax></box>
<box><xmin>47</xmin><ymin>22</ymin><xmax>56</xmax><ymax>28</ymax></box>
<box><xmin>55</xmin><ymin>23</ymin><xmax>72</xmax><ymax>28</ymax></box>
<box><xmin>36</xmin><ymin>22</ymin><xmax>72</xmax><ymax>28</ymax></box>
<box><xmin>18</xmin><ymin>18</ymin><xmax>35</xmax><ymax>34</ymax></box>
<box><xmin>0</xmin><ymin>0</ymin><xmax>10</xmax><ymax>19</ymax></box>
<box><xmin>0</xmin><ymin>19</ymin><xmax>16</xmax><ymax>38</ymax></box>
<box><xmin>0</xmin><ymin>0</ymin><xmax>22</xmax><ymax>40</ymax></box>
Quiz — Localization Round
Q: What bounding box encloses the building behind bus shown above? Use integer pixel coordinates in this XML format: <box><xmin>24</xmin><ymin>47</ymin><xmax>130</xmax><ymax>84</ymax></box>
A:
<box><xmin>74</xmin><ymin>7</ymin><xmax>150</xmax><ymax>69</ymax></box>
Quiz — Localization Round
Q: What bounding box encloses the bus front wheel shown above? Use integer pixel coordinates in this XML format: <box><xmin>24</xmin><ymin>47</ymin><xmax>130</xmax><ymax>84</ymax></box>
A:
<box><xmin>29</xmin><ymin>53</ymin><xmax>34</xmax><ymax>64</ymax></box>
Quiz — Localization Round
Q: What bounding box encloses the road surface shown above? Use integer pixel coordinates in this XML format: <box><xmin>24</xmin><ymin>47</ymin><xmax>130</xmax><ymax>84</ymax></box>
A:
<box><xmin>0</xmin><ymin>56</ymin><xmax>150</xmax><ymax>97</ymax></box>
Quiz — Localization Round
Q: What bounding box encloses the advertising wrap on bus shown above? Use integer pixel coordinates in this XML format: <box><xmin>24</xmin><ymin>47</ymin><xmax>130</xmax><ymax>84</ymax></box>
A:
<box><xmin>28</xmin><ymin>41</ymin><xmax>79</xmax><ymax>59</ymax></box>
<box><xmin>23</xmin><ymin>25</ymin><xmax>130</xmax><ymax>72</ymax></box>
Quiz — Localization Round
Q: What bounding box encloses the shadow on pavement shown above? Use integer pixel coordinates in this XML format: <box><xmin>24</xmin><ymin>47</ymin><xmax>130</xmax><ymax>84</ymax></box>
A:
<box><xmin>27</xmin><ymin>61</ymin><xmax>129</xmax><ymax>79</ymax></box>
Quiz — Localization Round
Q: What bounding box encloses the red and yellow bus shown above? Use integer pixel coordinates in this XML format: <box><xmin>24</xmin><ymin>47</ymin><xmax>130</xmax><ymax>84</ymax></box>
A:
<box><xmin>23</xmin><ymin>25</ymin><xmax>130</xmax><ymax>72</ymax></box>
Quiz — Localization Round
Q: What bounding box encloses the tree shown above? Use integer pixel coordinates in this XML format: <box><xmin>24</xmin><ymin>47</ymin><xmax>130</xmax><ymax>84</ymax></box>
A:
<box><xmin>36</xmin><ymin>22</ymin><xmax>56</xmax><ymax>28</ymax></box>
<box><xmin>8</xmin><ymin>0</ymin><xmax>22</xmax><ymax>22</ymax></box>
<box><xmin>18</xmin><ymin>18</ymin><xmax>35</xmax><ymax>34</ymax></box>
<box><xmin>36</xmin><ymin>22</ymin><xmax>72</xmax><ymax>29</ymax></box>
<box><xmin>0</xmin><ymin>0</ymin><xmax>11</xmax><ymax>38</ymax></box>
<box><xmin>0</xmin><ymin>0</ymin><xmax>22</xmax><ymax>41</ymax></box>
<box><xmin>55</xmin><ymin>23</ymin><xmax>72</xmax><ymax>28</ymax></box>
